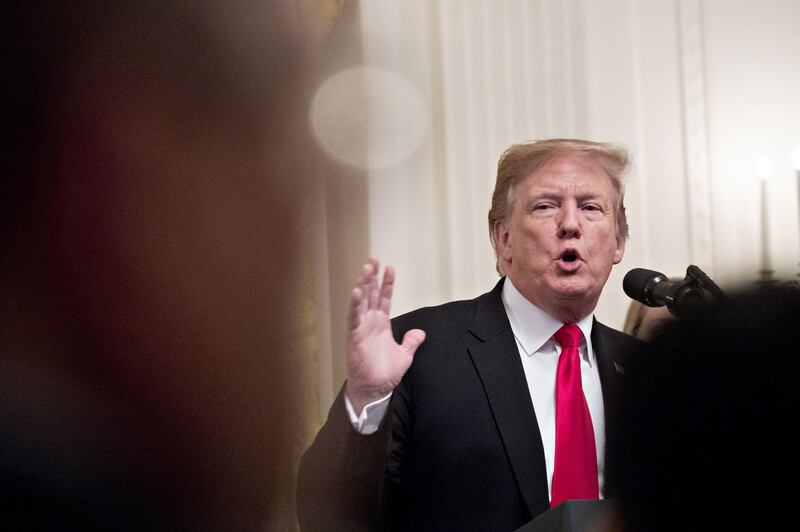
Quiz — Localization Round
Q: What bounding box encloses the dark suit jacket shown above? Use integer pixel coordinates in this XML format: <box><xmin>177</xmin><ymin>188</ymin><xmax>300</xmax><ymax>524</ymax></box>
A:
<box><xmin>297</xmin><ymin>278</ymin><xmax>641</xmax><ymax>531</ymax></box>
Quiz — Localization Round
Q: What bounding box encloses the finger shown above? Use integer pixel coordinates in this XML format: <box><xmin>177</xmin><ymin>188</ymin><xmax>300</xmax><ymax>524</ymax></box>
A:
<box><xmin>368</xmin><ymin>260</ymin><xmax>380</xmax><ymax>310</ymax></box>
<box><xmin>357</xmin><ymin>262</ymin><xmax>373</xmax><ymax>308</ymax></box>
<box><xmin>353</xmin><ymin>261</ymin><xmax>375</xmax><ymax>318</ymax></box>
<box><xmin>348</xmin><ymin>286</ymin><xmax>364</xmax><ymax>330</ymax></box>
<box><xmin>367</xmin><ymin>256</ymin><xmax>379</xmax><ymax>271</ymax></box>
<box><xmin>379</xmin><ymin>265</ymin><xmax>395</xmax><ymax>315</ymax></box>
<box><xmin>400</xmin><ymin>329</ymin><xmax>426</xmax><ymax>356</ymax></box>
<box><xmin>365</xmin><ymin>256</ymin><xmax>379</xmax><ymax>287</ymax></box>
<box><xmin>358</xmin><ymin>261</ymin><xmax>373</xmax><ymax>288</ymax></box>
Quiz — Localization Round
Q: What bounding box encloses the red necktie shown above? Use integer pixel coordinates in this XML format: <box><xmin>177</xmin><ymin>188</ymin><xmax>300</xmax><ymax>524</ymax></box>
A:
<box><xmin>550</xmin><ymin>323</ymin><xmax>599</xmax><ymax>508</ymax></box>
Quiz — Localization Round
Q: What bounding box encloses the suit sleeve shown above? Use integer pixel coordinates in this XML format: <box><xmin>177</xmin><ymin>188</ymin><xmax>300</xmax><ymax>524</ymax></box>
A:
<box><xmin>296</xmin><ymin>383</ymin><xmax>412</xmax><ymax>531</ymax></box>
<box><xmin>297</xmin><ymin>316</ymin><xmax>419</xmax><ymax>531</ymax></box>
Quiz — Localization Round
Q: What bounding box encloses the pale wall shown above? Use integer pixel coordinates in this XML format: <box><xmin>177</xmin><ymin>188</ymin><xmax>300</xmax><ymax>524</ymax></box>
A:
<box><xmin>310</xmin><ymin>0</ymin><xmax>800</xmax><ymax>406</ymax></box>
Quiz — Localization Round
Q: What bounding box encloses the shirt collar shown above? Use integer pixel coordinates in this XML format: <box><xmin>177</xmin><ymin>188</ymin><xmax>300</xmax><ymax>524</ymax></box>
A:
<box><xmin>501</xmin><ymin>277</ymin><xmax>595</xmax><ymax>364</ymax></box>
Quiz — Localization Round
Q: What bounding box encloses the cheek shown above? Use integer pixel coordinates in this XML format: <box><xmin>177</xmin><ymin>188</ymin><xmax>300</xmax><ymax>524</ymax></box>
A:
<box><xmin>591</xmin><ymin>226</ymin><xmax>619</xmax><ymax>253</ymax></box>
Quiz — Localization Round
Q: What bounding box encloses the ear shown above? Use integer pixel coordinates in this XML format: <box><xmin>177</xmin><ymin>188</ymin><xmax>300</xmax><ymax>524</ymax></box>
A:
<box><xmin>494</xmin><ymin>221</ymin><xmax>512</xmax><ymax>262</ymax></box>
<box><xmin>613</xmin><ymin>234</ymin><xmax>625</xmax><ymax>265</ymax></box>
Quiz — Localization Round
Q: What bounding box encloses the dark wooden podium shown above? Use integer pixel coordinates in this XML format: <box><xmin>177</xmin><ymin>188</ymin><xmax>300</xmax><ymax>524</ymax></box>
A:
<box><xmin>514</xmin><ymin>500</ymin><xmax>617</xmax><ymax>532</ymax></box>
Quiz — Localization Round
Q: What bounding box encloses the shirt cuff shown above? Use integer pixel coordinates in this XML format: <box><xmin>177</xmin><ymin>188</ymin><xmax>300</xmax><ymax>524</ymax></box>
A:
<box><xmin>344</xmin><ymin>392</ymin><xmax>392</xmax><ymax>435</ymax></box>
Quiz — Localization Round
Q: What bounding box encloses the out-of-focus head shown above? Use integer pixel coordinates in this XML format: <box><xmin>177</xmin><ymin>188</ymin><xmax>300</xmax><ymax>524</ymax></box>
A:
<box><xmin>607</xmin><ymin>285</ymin><xmax>800</xmax><ymax>530</ymax></box>
<box><xmin>3</xmin><ymin>1</ymin><xmax>309</xmax><ymax>529</ymax></box>
<box><xmin>622</xmin><ymin>300</ymin><xmax>675</xmax><ymax>341</ymax></box>
<box><xmin>489</xmin><ymin>140</ymin><xmax>629</xmax><ymax>322</ymax></box>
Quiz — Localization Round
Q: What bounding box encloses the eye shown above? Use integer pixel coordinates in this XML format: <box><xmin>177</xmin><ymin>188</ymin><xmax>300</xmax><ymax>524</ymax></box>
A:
<box><xmin>582</xmin><ymin>203</ymin><xmax>603</xmax><ymax>212</ymax></box>
<box><xmin>532</xmin><ymin>202</ymin><xmax>556</xmax><ymax>211</ymax></box>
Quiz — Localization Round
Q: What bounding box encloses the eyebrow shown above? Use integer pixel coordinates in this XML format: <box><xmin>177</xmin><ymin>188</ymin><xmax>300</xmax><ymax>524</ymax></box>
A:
<box><xmin>525</xmin><ymin>190</ymin><xmax>607</xmax><ymax>203</ymax></box>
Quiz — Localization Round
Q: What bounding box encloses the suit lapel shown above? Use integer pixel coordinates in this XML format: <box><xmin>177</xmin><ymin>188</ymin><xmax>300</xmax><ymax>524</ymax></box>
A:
<box><xmin>466</xmin><ymin>279</ymin><xmax>551</xmax><ymax>519</ymax></box>
<box><xmin>591</xmin><ymin>319</ymin><xmax>634</xmax><ymax>497</ymax></box>
<box><xmin>591</xmin><ymin>319</ymin><xmax>626</xmax><ymax>418</ymax></box>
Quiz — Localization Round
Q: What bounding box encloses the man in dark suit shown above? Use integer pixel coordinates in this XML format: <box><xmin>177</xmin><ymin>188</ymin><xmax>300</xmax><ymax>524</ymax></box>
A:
<box><xmin>297</xmin><ymin>139</ymin><xmax>642</xmax><ymax>531</ymax></box>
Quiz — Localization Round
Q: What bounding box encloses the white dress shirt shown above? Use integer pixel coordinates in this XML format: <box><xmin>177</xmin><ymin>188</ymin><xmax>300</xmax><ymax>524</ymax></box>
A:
<box><xmin>345</xmin><ymin>277</ymin><xmax>606</xmax><ymax>500</ymax></box>
<box><xmin>501</xmin><ymin>277</ymin><xmax>605</xmax><ymax>500</ymax></box>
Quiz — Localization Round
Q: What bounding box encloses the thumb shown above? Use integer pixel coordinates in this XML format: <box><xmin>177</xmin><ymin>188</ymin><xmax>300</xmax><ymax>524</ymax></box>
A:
<box><xmin>401</xmin><ymin>329</ymin><xmax>426</xmax><ymax>355</ymax></box>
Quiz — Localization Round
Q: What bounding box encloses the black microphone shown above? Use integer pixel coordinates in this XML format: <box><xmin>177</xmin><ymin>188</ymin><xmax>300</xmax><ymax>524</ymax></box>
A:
<box><xmin>623</xmin><ymin>267</ymin><xmax>709</xmax><ymax>316</ymax></box>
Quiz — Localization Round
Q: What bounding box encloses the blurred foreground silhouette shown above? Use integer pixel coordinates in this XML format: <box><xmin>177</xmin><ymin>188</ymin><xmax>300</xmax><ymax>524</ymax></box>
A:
<box><xmin>2</xmin><ymin>1</ymin><xmax>317</xmax><ymax>529</ymax></box>
<box><xmin>607</xmin><ymin>284</ymin><xmax>800</xmax><ymax>530</ymax></box>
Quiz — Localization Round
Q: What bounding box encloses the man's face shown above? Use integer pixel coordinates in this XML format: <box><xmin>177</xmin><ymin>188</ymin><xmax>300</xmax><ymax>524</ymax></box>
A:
<box><xmin>494</xmin><ymin>155</ymin><xmax>625</xmax><ymax>321</ymax></box>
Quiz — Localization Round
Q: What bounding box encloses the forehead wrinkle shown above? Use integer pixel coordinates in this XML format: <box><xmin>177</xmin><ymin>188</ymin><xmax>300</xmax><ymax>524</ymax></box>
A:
<box><xmin>504</xmin><ymin>160</ymin><xmax>621</xmax><ymax>218</ymax></box>
<box><xmin>521</xmin><ymin>175</ymin><xmax>613</xmax><ymax>200</ymax></box>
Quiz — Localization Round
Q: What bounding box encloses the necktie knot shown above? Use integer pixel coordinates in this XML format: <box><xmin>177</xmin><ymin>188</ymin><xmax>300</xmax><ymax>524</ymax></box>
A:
<box><xmin>554</xmin><ymin>323</ymin><xmax>582</xmax><ymax>349</ymax></box>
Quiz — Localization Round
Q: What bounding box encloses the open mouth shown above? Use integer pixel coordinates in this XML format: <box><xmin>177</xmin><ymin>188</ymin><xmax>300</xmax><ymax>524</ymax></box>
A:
<box><xmin>559</xmin><ymin>249</ymin><xmax>581</xmax><ymax>262</ymax></box>
<box><xmin>557</xmin><ymin>250</ymin><xmax>582</xmax><ymax>271</ymax></box>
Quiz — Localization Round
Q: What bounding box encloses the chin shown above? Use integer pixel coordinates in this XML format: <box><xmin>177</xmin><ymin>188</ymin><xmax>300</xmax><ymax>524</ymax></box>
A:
<box><xmin>551</xmin><ymin>280</ymin><xmax>594</xmax><ymax>300</ymax></box>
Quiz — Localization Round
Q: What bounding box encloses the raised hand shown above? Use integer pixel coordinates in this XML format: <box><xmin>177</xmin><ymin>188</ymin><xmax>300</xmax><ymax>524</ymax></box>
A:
<box><xmin>345</xmin><ymin>258</ymin><xmax>426</xmax><ymax>416</ymax></box>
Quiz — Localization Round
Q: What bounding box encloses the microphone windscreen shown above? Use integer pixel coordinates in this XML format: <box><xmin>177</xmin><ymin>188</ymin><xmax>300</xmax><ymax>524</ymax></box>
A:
<box><xmin>623</xmin><ymin>268</ymin><xmax>667</xmax><ymax>302</ymax></box>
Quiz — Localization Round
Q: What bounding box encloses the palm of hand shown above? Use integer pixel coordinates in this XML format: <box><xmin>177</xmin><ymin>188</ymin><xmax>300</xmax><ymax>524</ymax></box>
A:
<box><xmin>347</xmin><ymin>308</ymin><xmax>411</xmax><ymax>394</ymax></box>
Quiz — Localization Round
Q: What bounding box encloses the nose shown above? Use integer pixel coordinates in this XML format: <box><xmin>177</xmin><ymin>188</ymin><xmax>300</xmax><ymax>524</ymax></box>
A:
<box><xmin>557</xmin><ymin>202</ymin><xmax>581</xmax><ymax>239</ymax></box>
